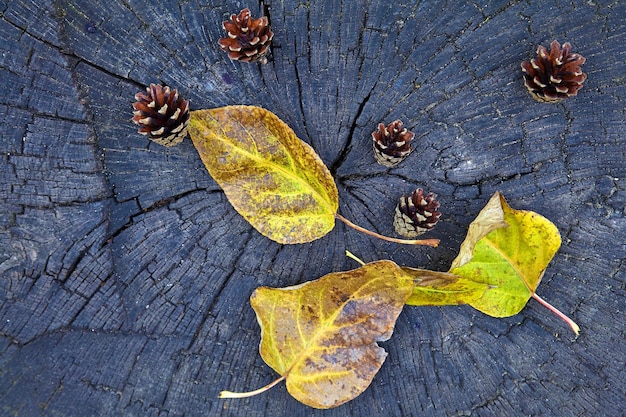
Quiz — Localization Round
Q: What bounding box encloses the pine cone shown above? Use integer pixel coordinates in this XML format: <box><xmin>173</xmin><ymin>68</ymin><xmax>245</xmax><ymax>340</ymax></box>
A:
<box><xmin>218</xmin><ymin>8</ymin><xmax>274</xmax><ymax>64</ymax></box>
<box><xmin>132</xmin><ymin>84</ymin><xmax>190</xmax><ymax>147</ymax></box>
<box><xmin>394</xmin><ymin>188</ymin><xmax>441</xmax><ymax>238</ymax></box>
<box><xmin>372</xmin><ymin>120</ymin><xmax>414</xmax><ymax>167</ymax></box>
<box><xmin>521</xmin><ymin>40</ymin><xmax>587</xmax><ymax>103</ymax></box>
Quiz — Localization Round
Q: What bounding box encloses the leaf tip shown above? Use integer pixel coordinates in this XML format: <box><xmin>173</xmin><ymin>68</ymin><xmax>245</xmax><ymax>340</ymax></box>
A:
<box><xmin>345</xmin><ymin>250</ymin><xmax>366</xmax><ymax>266</ymax></box>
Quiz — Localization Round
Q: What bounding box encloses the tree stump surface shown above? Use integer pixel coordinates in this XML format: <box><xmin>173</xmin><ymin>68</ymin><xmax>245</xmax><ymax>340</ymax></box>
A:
<box><xmin>1</xmin><ymin>1</ymin><xmax>624</xmax><ymax>416</ymax></box>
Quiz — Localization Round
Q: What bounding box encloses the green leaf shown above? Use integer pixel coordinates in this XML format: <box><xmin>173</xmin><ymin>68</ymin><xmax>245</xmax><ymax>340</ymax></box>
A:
<box><xmin>247</xmin><ymin>260</ymin><xmax>413</xmax><ymax>409</ymax></box>
<box><xmin>188</xmin><ymin>106</ymin><xmax>339</xmax><ymax>244</ymax></box>
<box><xmin>450</xmin><ymin>192</ymin><xmax>561</xmax><ymax>317</ymax></box>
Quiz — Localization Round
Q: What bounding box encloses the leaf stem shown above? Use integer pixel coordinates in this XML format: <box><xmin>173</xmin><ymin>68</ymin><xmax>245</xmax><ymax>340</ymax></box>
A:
<box><xmin>531</xmin><ymin>293</ymin><xmax>580</xmax><ymax>336</ymax></box>
<box><xmin>219</xmin><ymin>375</ymin><xmax>286</xmax><ymax>399</ymax></box>
<box><xmin>335</xmin><ymin>214</ymin><xmax>439</xmax><ymax>247</ymax></box>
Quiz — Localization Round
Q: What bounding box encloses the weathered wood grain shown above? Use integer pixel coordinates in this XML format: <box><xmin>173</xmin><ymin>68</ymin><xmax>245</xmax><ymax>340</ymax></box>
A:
<box><xmin>1</xmin><ymin>0</ymin><xmax>624</xmax><ymax>416</ymax></box>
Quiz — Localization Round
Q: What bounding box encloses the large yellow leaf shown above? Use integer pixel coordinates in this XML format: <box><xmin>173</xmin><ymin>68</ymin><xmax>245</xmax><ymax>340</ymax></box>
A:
<box><xmin>250</xmin><ymin>260</ymin><xmax>413</xmax><ymax>409</ymax></box>
<box><xmin>188</xmin><ymin>106</ymin><xmax>339</xmax><ymax>244</ymax></box>
<box><xmin>450</xmin><ymin>192</ymin><xmax>562</xmax><ymax>317</ymax></box>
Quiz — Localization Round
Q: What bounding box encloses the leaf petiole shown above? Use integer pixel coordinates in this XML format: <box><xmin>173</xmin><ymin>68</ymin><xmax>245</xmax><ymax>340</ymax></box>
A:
<box><xmin>219</xmin><ymin>375</ymin><xmax>286</xmax><ymax>399</ymax></box>
<box><xmin>531</xmin><ymin>292</ymin><xmax>580</xmax><ymax>336</ymax></box>
<box><xmin>335</xmin><ymin>214</ymin><xmax>439</xmax><ymax>247</ymax></box>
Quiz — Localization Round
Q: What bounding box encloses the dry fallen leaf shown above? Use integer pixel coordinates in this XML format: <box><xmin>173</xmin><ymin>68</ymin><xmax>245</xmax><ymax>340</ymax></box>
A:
<box><xmin>222</xmin><ymin>260</ymin><xmax>413</xmax><ymax>409</ymax></box>
<box><xmin>188</xmin><ymin>105</ymin><xmax>339</xmax><ymax>244</ymax></box>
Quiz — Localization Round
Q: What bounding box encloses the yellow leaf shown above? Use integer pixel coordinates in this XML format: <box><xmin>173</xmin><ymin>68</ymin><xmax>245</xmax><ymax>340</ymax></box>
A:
<box><xmin>250</xmin><ymin>260</ymin><xmax>413</xmax><ymax>409</ymax></box>
<box><xmin>188</xmin><ymin>106</ymin><xmax>338</xmax><ymax>244</ymax></box>
<box><xmin>401</xmin><ymin>267</ymin><xmax>490</xmax><ymax>306</ymax></box>
<box><xmin>450</xmin><ymin>192</ymin><xmax>562</xmax><ymax>317</ymax></box>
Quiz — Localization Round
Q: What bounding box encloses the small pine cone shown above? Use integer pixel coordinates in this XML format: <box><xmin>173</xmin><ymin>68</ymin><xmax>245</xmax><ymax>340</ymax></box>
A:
<box><xmin>394</xmin><ymin>188</ymin><xmax>441</xmax><ymax>238</ymax></box>
<box><xmin>372</xmin><ymin>120</ymin><xmax>414</xmax><ymax>167</ymax></box>
<box><xmin>132</xmin><ymin>84</ymin><xmax>190</xmax><ymax>147</ymax></box>
<box><xmin>218</xmin><ymin>8</ymin><xmax>274</xmax><ymax>64</ymax></box>
<box><xmin>521</xmin><ymin>40</ymin><xmax>587</xmax><ymax>103</ymax></box>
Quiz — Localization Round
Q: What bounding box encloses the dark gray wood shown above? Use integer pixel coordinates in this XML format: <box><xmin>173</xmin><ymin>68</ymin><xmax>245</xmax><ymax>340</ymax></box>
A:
<box><xmin>1</xmin><ymin>0</ymin><xmax>624</xmax><ymax>416</ymax></box>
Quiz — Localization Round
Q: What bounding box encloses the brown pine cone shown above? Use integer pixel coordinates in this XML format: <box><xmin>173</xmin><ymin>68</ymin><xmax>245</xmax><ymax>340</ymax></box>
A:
<box><xmin>394</xmin><ymin>188</ymin><xmax>441</xmax><ymax>238</ymax></box>
<box><xmin>218</xmin><ymin>8</ymin><xmax>274</xmax><ymax>64</ymax></box>
<box><xmin>521</xmin><ymin>40</ymin><xmax>587</xmax><ymax>103</ymax></box>
<box><xmin>372</xmin><ymin>120</ymin><xmax>414</xmax><ymax>167</ymax></box>
<box><xmin>132</xmin><ymin>84</ymin><xmax>190</xmax><ymax>147</ymax></box>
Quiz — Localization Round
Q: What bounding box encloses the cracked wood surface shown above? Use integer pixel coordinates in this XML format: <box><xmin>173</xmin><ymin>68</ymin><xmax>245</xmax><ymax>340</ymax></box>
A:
<box><xmin>1</xmin><ymin>1</ymin><xmax>625</xmax><ymax>416</ymax></box>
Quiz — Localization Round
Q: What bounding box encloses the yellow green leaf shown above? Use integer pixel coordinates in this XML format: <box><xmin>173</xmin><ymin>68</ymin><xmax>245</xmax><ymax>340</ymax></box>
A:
<box><xmin>401</xmin><ymin>267</ymin><xmax>490</xmax><ymax>306</ymax></box>
<box><xmin>188</xmin><ymin>106</ymin><xmax>338</xmax><ymax>244</ymax></box>
<box><xmin>449</xmin><ymin>192</ymin><xmax>561</xmax><ymax>317</ymax></box>
<box><xmin>250</xmin><ymin>260</ymin><xmax>413</xmax><ymax>409</ymax></box>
